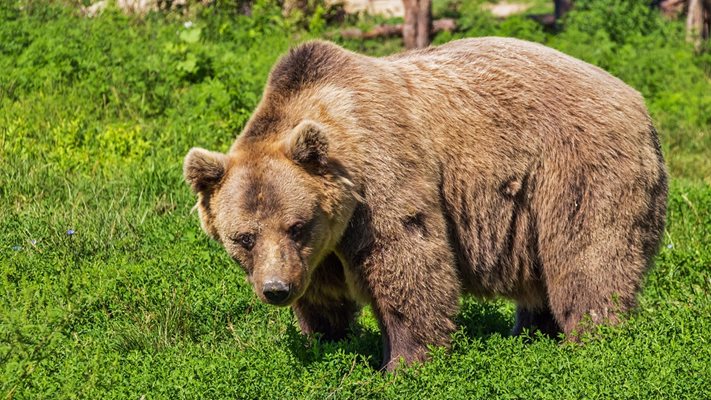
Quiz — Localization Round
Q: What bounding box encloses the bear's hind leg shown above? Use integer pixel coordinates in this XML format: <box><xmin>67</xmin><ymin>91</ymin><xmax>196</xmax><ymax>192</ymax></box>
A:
<box><xmin>543</xmin><ymin>245</ymin><xmax>643</xmax><ymax>340</ymax></box>
<box><xmin>535</xmin><ymin>150</ymin><xmax>665</xmax><ymax>339</ymax></box>
<box><xmin>545</xmin><ymin>274</ymin><xmax>630</xmax><ymax>340</ymax></box>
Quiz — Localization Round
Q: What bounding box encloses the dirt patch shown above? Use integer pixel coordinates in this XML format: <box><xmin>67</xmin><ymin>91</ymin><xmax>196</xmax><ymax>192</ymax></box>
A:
<box><xmin>484</xmin><ymin>1</ymin><xmax>531</xmax><ymax>18</ymax></box>
<box><xmin>328</xmin><ymin>0</ymin><xmax>405</xmax><ymax>17</ymax></box>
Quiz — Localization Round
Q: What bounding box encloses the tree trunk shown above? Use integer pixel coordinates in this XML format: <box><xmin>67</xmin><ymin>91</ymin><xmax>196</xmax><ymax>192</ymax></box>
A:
<box><xmin>687</xmin><ymin>0</ymin><xmax>711</xmax><ymax>50</ymax></box>
<box><xmin>416</xmin><ymin>0</ymin><xmax>432</xmax><ymax>49</ymax></box>
<box><xmin>403</xmin><ymin>0</ymin><xmax>418</xmax><ymax>49</ymax></box>
<box><xmin>554</xmin><ymin>0</ymin><xmax>573</xmax><ymax>20</ymax></box>
<box><xmin>403</xmin><ymin>0</ymin><xmax>432</xmax><ymax>49</ymax></box>
<box><xmin>530</xmin><ymin>0</ymin><xmax>571</xmax><ymax>28</ymax></box>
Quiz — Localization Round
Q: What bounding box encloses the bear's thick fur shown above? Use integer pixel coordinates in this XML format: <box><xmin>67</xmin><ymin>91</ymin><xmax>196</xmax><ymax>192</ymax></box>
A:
<box><xmin>184</xmin><ymin>38</ymin><xmax>667</xmax><ymax>370</ymax></box>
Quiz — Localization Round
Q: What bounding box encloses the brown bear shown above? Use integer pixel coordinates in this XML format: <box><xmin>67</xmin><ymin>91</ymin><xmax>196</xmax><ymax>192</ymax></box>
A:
<box><xmin>183</xmin><ymin>37</ymin><xmax>667</xmax><ymax>371</ymax></box>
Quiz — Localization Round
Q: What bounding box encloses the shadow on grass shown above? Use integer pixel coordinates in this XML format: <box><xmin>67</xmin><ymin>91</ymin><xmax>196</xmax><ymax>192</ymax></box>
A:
<box><xmin>284</xmin><ymin>298</ymin><xmax>515</xmax><ymax>368</ymax></box>
<box><xmin>455</xmin><ymin>299</ymin><xmax>515</xmax><ymax>339</ymax></box>
<box><xmin>283</xmin><ymin>316</ymin><xmax>384</xmax><ymax>369</ymax></box>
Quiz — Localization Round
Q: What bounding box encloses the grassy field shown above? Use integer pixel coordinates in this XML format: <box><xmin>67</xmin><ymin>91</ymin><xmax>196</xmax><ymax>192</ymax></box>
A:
<box><xmin>1</xmin><ymin>0</ymin><xmax>710</xmax><ymax>398</ymax></box>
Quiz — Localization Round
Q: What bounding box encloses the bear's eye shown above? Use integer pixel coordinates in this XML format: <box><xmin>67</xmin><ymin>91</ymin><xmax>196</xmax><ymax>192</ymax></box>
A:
<box><xmin>233</xmin><ymin>233</ymin><xmax>256</xmax><ymax>250</ymax></box>
<box><xmin>287</xmin><ymin>222</ymin><xmax>305</xmax><ymax>241</ymax></box>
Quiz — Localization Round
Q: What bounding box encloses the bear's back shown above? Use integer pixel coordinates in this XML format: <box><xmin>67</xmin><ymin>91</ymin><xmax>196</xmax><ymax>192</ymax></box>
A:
<box><xmin>379</xmin><ymin>37</ymin><xmax>650</xmax><ymax>153</ymax></box>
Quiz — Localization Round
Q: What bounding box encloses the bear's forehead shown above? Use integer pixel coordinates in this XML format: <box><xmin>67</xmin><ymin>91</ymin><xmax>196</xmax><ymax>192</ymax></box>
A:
<box><xmin>217</xmin><ymin>157</ymin><xmax>315</xmax><ymax>223</ymax></box>
<box><xmin>238</xmin><ymin>170</ymin><xmax>283</xmax><ymax>216</ymax></box>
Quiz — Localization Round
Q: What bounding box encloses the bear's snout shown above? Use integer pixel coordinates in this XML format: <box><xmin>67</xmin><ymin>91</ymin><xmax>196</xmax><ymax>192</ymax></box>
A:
<box><xmin>262</xmin><ymin>280</ymin><xmax>291</xmax><ymax>305</ymax></box>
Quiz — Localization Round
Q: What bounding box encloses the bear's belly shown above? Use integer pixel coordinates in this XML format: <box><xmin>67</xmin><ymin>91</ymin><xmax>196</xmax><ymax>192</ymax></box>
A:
<box><xmin>441</xmin><ymin>173</ymin><xmax>545</xmax><ymax>306</ymax></box>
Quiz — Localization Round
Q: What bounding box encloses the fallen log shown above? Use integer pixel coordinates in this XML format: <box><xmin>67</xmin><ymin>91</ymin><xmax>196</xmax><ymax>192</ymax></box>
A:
<box><xmin>337</xmin><ymin>18</ymin><xmax>456</xmax><ymax>40</ymax></box>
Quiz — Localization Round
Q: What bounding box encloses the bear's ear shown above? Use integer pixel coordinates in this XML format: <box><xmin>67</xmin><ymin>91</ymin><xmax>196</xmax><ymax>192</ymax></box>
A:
<box><xmin>183</xmin><ymin>147</ymin><xmax>229</xmax><ymax>194</ymax></box>
<box><xmin>281</xmin><ymin>120</ymin><xmax>329</xmax><ymax>174</ymax></box>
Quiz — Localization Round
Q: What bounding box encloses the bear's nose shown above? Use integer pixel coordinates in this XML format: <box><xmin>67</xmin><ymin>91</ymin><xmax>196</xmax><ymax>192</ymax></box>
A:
<box><xmin>263</xmin><ymin>280</ymin><xmax>290</xmax><ymax>304</ymax></box>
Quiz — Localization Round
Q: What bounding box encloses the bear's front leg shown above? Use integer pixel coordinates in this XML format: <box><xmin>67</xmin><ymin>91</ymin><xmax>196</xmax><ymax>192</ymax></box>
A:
<box><xmin>351</xmin><ymin>230</ymin><xmax>461</xmax><ymax>371</ymax></box>
<box><xmin>292</xmin><ymin>253</ymin><xmax>360</xmax><ymax>341</ymax></box>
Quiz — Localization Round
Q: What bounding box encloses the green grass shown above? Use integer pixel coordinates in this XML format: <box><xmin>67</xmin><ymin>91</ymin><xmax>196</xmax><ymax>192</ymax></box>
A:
<box><xmin>1</xmin><ymin>1</ymin><xmax>710</xmax><ymax>398</ymax></box>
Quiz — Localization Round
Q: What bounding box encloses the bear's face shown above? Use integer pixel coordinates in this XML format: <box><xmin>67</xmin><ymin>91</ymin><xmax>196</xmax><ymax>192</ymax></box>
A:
<box><xmin>184</xmin><ymin>121</ymin><xmax>357</xmax><ymax>306</ymax></box>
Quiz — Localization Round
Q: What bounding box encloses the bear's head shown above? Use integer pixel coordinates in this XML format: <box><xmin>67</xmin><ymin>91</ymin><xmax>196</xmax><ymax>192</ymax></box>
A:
<box><xmin>183</xmin><ymin>120</ymin><xmax>358</xmax><ymax>306</ymax></box>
